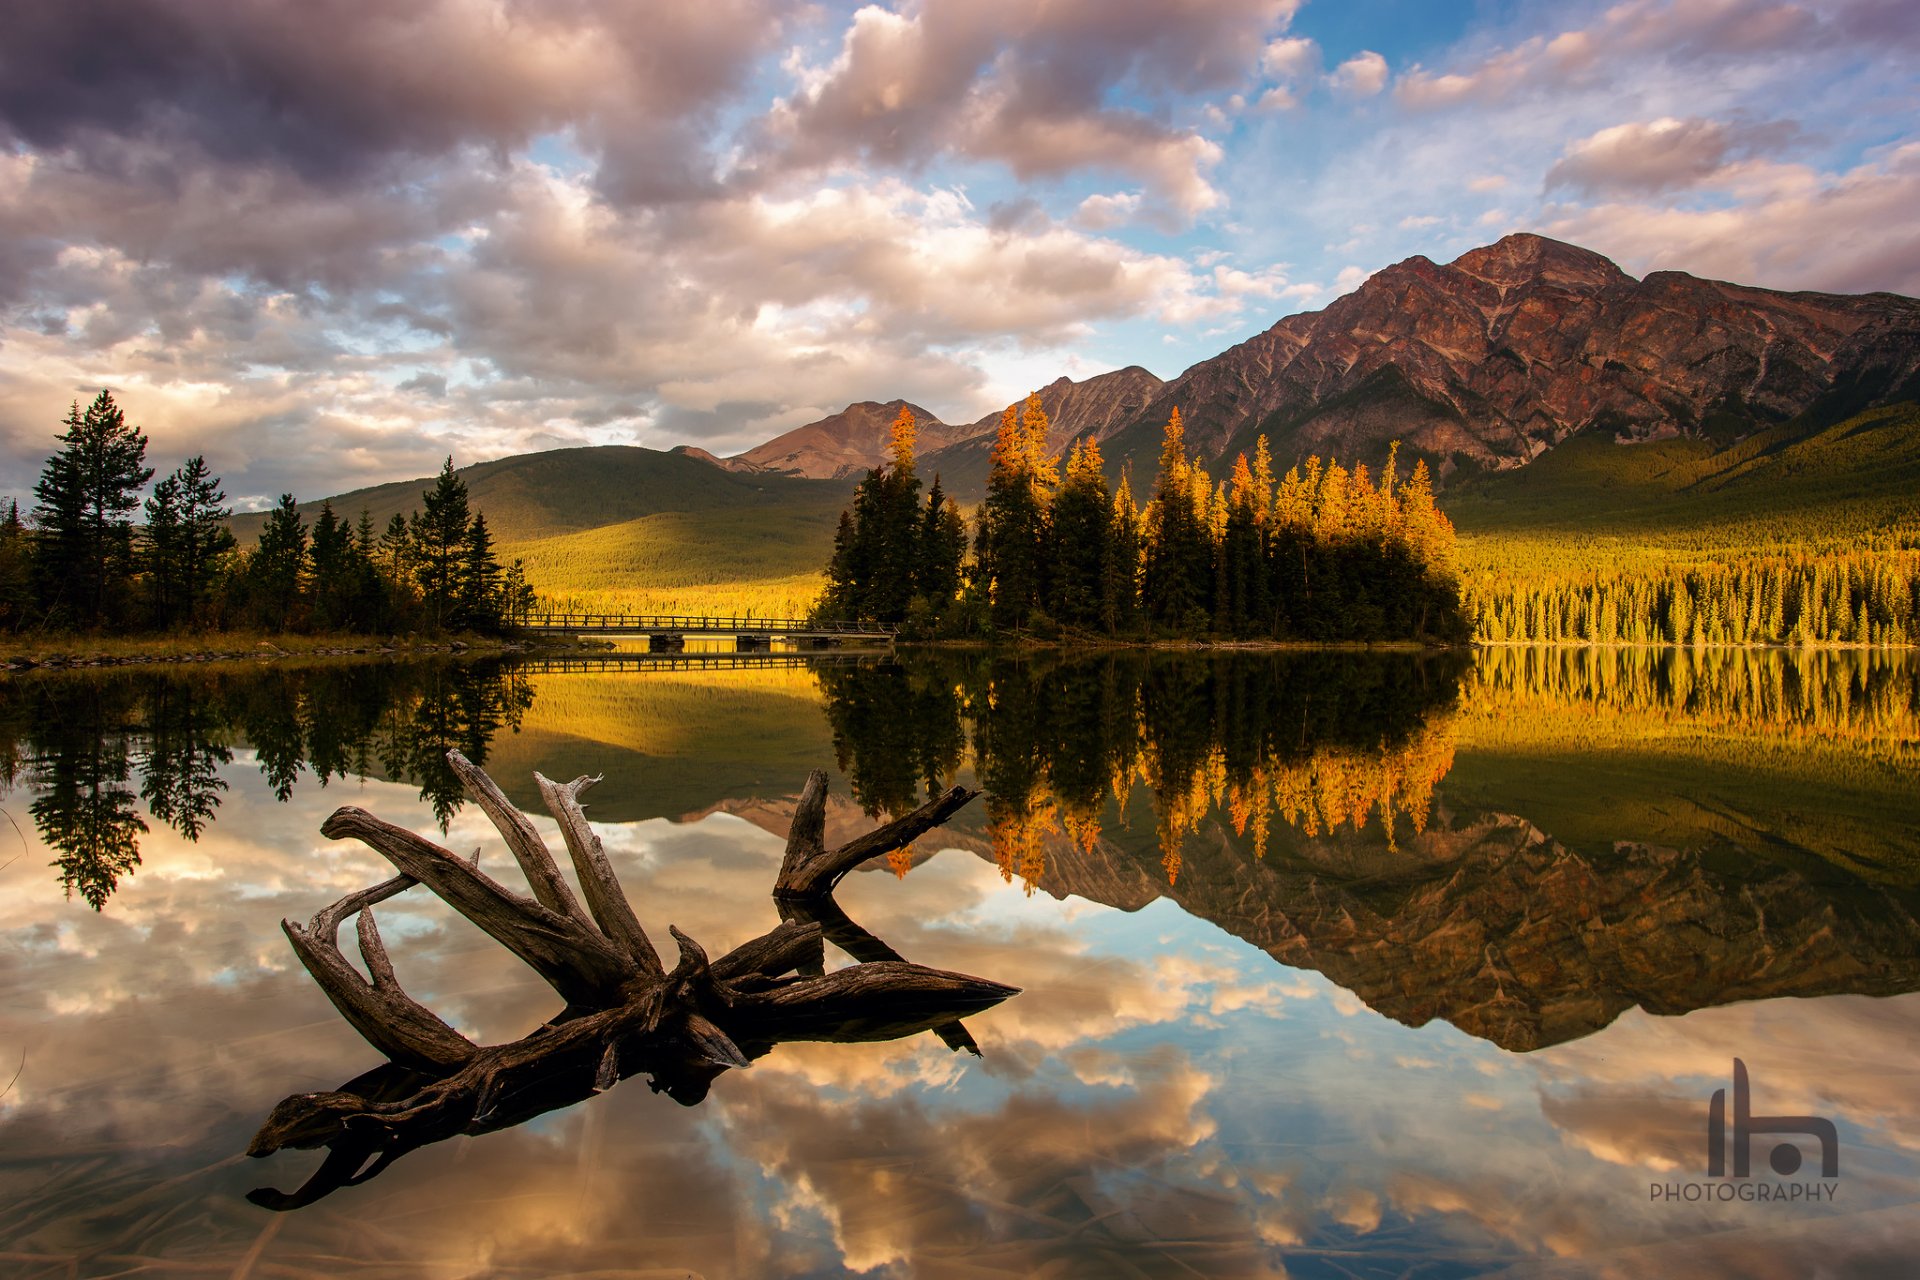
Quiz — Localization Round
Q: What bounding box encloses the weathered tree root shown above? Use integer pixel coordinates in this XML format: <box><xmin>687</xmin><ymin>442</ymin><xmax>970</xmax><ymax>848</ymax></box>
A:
<box><xmin>247</xmin><ymin>756</ymin><xmax>1010</xmax><ymax>1210</ymax></box>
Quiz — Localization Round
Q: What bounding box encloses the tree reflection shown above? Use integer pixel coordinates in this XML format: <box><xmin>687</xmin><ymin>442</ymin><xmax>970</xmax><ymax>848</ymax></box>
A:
<box><xmin>0</xmin><ymin>660</ymin><xmax>536</xmax><ymax>908</ymax></box>
<box><xmin>820</xmin><ymin>651</ymin><xmax>1469</xmax><ymax>890</ymax></box>
<box><xmin>20</xmin><ymin>680</ymin><xmax>148</xmax><ymax>908</ymax></box>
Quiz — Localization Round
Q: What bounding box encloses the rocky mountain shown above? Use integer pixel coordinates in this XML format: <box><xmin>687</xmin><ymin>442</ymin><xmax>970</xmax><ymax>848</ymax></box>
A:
<box><xmin>728</xmin><ymin>367</ymin><xmax>1165</xmax><ymax>486</ymax></box>
<box><xmin>918</xmin><ymin>365</ymin><xmax>1165</xmax><ymax>494</ymax></box>
<box><xmin>1097</xmin><ymin>232</ymin><xmax>1920</xmax><ymax>481</ymax></box>
<box><xmin>730</xmin><ymin>399</ymin><xmax>969</xmax><ymax>479</ymax></box>
<box><xmin>982</xmin><ymin>802</ymin><xmax>1920</xmax><ymax>1052</ymax></box>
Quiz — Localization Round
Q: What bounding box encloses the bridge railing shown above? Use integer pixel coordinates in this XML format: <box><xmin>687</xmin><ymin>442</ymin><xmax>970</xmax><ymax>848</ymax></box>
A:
<box><xmin>518</xmin><ymin>613</ymin><xmax>897</xmax><ymax>635</ymax></box>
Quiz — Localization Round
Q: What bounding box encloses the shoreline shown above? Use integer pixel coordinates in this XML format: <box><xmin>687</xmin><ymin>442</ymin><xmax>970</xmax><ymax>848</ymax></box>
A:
<box><xmin>0</xmin><ymin>631</ymin><xmax>605</xmax><ymax>673</ymax></box>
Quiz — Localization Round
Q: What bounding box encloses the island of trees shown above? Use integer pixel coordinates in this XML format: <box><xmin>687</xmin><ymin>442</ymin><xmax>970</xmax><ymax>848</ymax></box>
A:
<box><xmin>819</xmin><ymin>397</ymin><xmax>1469</xmax><ymax>644</ymax></box>
<box><xmin>0</xmin><ymin>391</ymin><xmax>533</xmax><ymax>637</ymax></box>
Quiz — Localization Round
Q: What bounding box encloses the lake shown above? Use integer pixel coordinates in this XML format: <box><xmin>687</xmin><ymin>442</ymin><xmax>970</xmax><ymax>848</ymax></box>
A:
<box><xmin>1</xmin><ymin>646</ymin><xmax>1917</xmax><ymax>1278</ymax></box>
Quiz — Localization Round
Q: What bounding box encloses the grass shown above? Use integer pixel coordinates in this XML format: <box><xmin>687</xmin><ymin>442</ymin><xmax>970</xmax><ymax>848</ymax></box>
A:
<box><xmin>1446</xmin><ymin>402</ymin><xmax>1920</xmax><ymax>570</ymax></box>
<box><xmin>500</xmin><ymin>500</ymin><xmax>841</xmax><ymax>618</ymax></box>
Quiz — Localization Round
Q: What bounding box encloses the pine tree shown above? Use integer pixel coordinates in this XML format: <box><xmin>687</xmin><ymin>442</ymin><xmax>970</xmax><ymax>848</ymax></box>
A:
<box><xmin>976</xmin><ymin>400</ymin><xmax>1051</xmax><ymax>628</ymax></box>
<box><xmin>0</xmin><ymin>501</ymin><xmax>34</xmax><ymax>630</ymax></box>
<box><xmin>248</xmin><ymin>494</ymin><xmax>308</xmax><ymax>631</ymax></box>
<box><xmin>1048</xmin><ymin>438</ymin><xmax>1111</xmax><ymax>629</ymax></box>
<box><xmin>916</xmin><ymin>480</ymin><xmax>965</xmax><ymax>610</ymax></box>
<box><xmin>1103</xmin><ymin>474</ymin><xmax>1142</xmax><ymax>634</ymax></box>
<box><xmin>411</xmin><ymin>458</ymin><xmax>471</xmax><ymax>632</ymax></box>
<box><xmin>143</xmin><ymin>472</ymin><xmax>185</xmax><ymax>629</ymax></box>
<box><xmin>457</xmin><ymin>512</ymin><xmax>505</xmax><ymax>630</ymax></box>
<box><xmin>173</xmin><ymin>457</ymin><xmax>235</xmax><ymax>628</ymax></box>
<box><xmin>817</xmin><ymin>407</ymin><xmax>925</xmax><ymax>625</ymax></box>
<box><xmin>1141</xmin><ymin>408</ymin><xmax>1211</xmax><ymax>628</ymax></box>
<box><xmin>32</xmin><ymin>391</ymin><xmax>154</xmax><ymax>628</ymax></box>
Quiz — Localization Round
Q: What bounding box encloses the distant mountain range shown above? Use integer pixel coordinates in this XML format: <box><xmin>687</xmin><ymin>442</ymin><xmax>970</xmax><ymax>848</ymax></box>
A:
<box><xmin>242</xmin><ymin>232</ymin><xmax>1920</xmax><ymax>608</ymax></box>
<box><xmin>715</xmin><ymin>233</ymin><xmax>1920</xmax><ymax>495</ymax></box>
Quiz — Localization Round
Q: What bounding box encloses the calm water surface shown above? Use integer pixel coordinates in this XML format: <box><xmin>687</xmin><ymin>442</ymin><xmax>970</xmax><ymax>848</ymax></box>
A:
<box><xmin>1</xmin><ymin>648</ymin><xmax>1917</xmax><ymax>1278</ymax></box>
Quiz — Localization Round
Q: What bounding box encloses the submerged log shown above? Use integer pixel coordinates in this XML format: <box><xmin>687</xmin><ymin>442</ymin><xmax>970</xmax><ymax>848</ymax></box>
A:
<box><xmin>249</xmin><ymin>758</ymin><xmax>1010</xmax><ymax>1210</ymax></box>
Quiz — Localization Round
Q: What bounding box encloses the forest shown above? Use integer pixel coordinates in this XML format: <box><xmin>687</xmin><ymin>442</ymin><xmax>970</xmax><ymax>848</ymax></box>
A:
<box><xmin>819</xmin><ymin>398</ymin><xmax>1470</xmax><ymax>643</ymax></box>
<box><xmin>0</xmin><ymin>391</ymin><xmax>535</xmax><ymax>637</ymax></box>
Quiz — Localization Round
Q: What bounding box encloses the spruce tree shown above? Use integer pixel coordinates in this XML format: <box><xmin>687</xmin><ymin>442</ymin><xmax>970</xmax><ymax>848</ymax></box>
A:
<box><xmin>144</xmin><ymin>472</ymin><xmax>185</xmax><ymax>628</ymax></box>
<box><xmin>173</xmin><ymin>457</ymin><xmax>235</xmax><ymax>628</ymax></box>
<box><xmin>411</xmin><ymin>458</ymin><xmax>471</xmax><ymax>632</ymax></box>
<box><xmin>32</xmin><ymin>391</ymin><xmax>154</xmax><ymax>628</ymax></box>
<box><xmin>0</xmin><ymin>501</ymin><xmax>34</xmax><ymax>630</ymax></box>
<box><xmin>1048</xmin><ymin>438</ymin><xmax>1111</xmax><ymax>630</ymax></box>
<box><xmin>1141</xmin><ymin>408</ymin><xmax>1210</xmax><ymax>629</ymax></box>
<box><xmin>976</xmin><ymin>399</ymin><xmax>1051</xmax><ymax>629</ymax></box>
<box><xmin>248</xmin><ymin>494</ymin><xmax>308</xmax><ymax>631</ymax></box>
<box><xmin>457</xmin><ymin>512</ymin><xmax>505</xmax><ymax>630</ymax></box>
<box><xmin>915</xmin><ymin>479</ymin><xmax>965</xmax><ymax>612</ymax></box>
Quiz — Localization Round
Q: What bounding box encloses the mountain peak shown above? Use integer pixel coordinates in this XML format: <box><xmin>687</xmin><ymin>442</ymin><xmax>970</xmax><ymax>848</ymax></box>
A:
<box><xmin>1448</xmin><ymin>232</ymin><xmax>1629</xmax><ymax>291</ymax></box>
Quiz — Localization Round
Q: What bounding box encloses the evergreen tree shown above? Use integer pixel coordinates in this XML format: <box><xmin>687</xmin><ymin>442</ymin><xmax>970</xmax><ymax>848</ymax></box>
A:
<box><xmin>32</xmin><ymin>391</ymin><xmax>153</xmax><ymax>628</ymax></box>
<box><xmin>1216</xmin><ymin>453</ymin><xmax>1265</xmax><ymax>635</ymax></box>
<box><xmin>457</xmin><ymin>512</ymin><xmax>505</xmax><ymax>630</ymax></box>
<box><xmin>143</xmin><ymin>472</ymin><xmax>185</xmax><ymax>628</ymax></box>
<box><xmin>1048</xmin><ymin>438</ymin><xmax>1111</xmax><ymax>630</ymax></box>
<box><xmin>0</xmin><ymin>502</ymin><xmax>34</xmax><ymax>630</ymax></box>
<box><xmin>411</xmin><ymin>457</ymin><xmax>471</xmax><ymax>632</ymax></box>
<box><xmin>248</xmin><ymin>494</ymin><xmax>309</xmax><ymax>630</ymax></box>
<box><xmin>1141</xmin><ymin>408</ymin><xmax>1211</xmax><ymax>629</ymax></box>
<box><xmin>173</xmin><ymin>457</ymin><xmax>235</xmax><ymax>628</ymax></box>
<box><xmin>1103</xmin><ymin>474</ymin><xmax>1143</xmax><ymax>634</ymax></box>
<box><xmin>915</xmin><ymin>479</ymin><xmax>966</xmax><ymax>610</ymax></box>
<box><xmin>817</xmin><ymin>407</ymin><xmax>924</xmax><ymax>625</ymax></box>
<box><xmin>976</xmin><ymin>397</ymin><xmax>1054</xmax><ymax>629</ymax></box>
<box><xmin>309</xmin><ymin>501</ymin><xmax>355</xmax><ymax>629</ymax></box>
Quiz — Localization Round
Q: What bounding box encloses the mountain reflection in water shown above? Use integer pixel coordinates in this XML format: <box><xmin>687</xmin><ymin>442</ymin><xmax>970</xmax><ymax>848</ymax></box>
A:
<box><xmin>1</xmin><ymin>646</ymin><xmax>1918</xmax><ymax>1274</ymax></box>
<box><xmin>811</xmin><ymin>649</ymin><xmax>1920</xmax><ymax>1051</ymax></box>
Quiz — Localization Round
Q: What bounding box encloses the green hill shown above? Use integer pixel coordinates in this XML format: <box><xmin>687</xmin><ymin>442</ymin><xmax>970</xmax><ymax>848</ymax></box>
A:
<box><xmin>231</xmin><ymin>445</ymin><xmax>849</xmax><ymax>544</ymax></box>
<box><xmin>507</xmin><ymin>498</ymin><xmax>845</xmax><ymax>616</ymax></box>
<box><xmin>1445</xmin><ymin>402</ymin><xmax>1920</xmax><ymax>548</ymax></box>
<box><xmin>229</xmin><ymin>444</ymin><xmax>851</xmax><ymax>615</ymax></box>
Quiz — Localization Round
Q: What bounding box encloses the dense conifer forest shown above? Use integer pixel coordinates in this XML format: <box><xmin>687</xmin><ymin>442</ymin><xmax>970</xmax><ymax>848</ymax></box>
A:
<box><xmin>820</xmin><ymin>399</ymin><xmax>1470</xmax><ymax>643</ymax></box>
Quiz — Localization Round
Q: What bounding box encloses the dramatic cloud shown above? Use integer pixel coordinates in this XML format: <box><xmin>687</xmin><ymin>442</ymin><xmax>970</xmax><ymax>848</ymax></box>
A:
<box><xmin>0</xmin><ymin>0</ymin><xmax>1914</xmax><ymax>506</ymax></box>
<box><xmin>755</xmin><ymin>0</ymin><xmax>1301</xmax><ymax>221</ymax></box>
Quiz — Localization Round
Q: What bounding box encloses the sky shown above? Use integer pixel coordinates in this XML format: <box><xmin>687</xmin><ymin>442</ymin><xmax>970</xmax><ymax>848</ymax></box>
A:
<box><xmin>1</xmin><ymin>0</ymin><xmax>1917</xmax><ymax>510</ymax></box>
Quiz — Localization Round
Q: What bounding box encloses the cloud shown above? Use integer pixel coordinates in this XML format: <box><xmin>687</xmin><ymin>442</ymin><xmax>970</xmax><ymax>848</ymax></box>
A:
<box><xmin>1394</xmin><ymin>0</ymin><xmax>1908</xmax><ymax>111</ymax></box>
<box><xmin>0</xmin><ymin>0</ymin><xmax>783</xmax><ymax>189</ymax></box>
<box><xmin>1546</xmin><ymin>116</ymin><xmax>1800</xmax><ymax>196</ymax></box>
<box><xmin>1261</xmin><ymin>34</ymin><xmax>1319</xmax><ymax>81</ymax></box>
<box><xmin>1328</xmin><ymin>51</ymin><xmax>1390</xmax><ymax>98</ymax></box>
<box><xmin>1545</xmin><ymin>143</ymin><xmax>1920</xmax><ymax>295</ymax></box>
<box><xmin>753</xmin><ymin>0</ymin><xmax>1302</xmax><ymax>222</ymax></box>
<box><xmin>1073</xmin><ymin>190</ymin><xmax>1144</xmax><ymax>229</ymax></box>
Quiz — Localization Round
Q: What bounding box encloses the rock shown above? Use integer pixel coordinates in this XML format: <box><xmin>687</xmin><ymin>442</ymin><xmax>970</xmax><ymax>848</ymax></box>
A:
<box><xmin>1107</xmin><ymin>232</ymin><xmax>1920</xmax><ymax>477</ymax></box>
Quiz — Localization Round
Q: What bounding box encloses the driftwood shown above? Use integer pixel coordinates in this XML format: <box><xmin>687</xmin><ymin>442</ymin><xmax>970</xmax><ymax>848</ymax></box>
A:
<box><xmin>248</xmin><ymin>755</ymin><xmax>1009</xmax><ymax>1210</ymax></box>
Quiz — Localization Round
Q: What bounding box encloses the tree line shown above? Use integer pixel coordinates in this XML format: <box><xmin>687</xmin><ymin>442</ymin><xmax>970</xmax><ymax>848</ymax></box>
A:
<box><xmin>1467</xmin><ymin>550</ymin><xmax>1920</xmax><ymax>646</ymax></box>
<box><xmin>0</xmin><ymin>391</ymin><xmax>534</xmax><ymax>635</ymax></box>
<box><xmin>819</xmin><ymin>397</ymin><xmax>1469</xmax><ymax>642</ymax></box>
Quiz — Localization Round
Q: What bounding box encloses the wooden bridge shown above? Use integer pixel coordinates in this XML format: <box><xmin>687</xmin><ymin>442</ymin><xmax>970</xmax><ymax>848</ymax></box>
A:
<box><xmin>516</xmin><ymin>612</ymin><xmax>896</xmax><ymax>650</ymax></box>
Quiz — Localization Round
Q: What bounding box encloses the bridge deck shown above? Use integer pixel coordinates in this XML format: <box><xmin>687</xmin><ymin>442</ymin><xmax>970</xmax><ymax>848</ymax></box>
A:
<box><xmin>519</xmin><ymin>613</ymin><xmax>895</xmax><ymax>639</ymax></box>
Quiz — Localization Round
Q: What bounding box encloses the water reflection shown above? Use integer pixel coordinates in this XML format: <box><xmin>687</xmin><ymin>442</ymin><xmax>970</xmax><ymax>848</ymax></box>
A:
<box><xmin>0</xmin><ymin>661</ymin><xmax>533</xmax><ymax>905</ymax></box>
<box><xmin>1</xmin><ymin>647</ymin><xmax>1917</xmax><ymax>1276</ymax></box>
<box><xmin>816</xmin><ymin>648</ymin><xmax>1920</xmax><ymax>1049</ymax></box>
